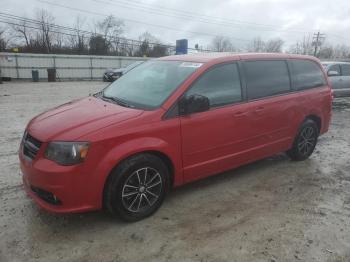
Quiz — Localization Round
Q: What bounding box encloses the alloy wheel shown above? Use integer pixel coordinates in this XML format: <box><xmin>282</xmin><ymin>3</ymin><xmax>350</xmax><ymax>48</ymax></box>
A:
<box><xmin>297</xmin><ymin>126</ymin><xmax>316</xmax><ymax>156</ymax></box>
<box><xmin>121</xmin><ymin>167</ymin><xmax>163</xmax><ymax>213</ymax></box>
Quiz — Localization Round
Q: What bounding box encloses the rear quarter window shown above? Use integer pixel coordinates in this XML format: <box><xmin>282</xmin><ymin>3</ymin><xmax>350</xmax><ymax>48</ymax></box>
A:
<box><xmin>290</xmin><ymin>60</ymin><xmax>326</xmax><ymax>90</ymax></box>
<box><xmin>243</xmin><ymin>60</ymin><xmax>291</xmax><ymax>100</ymax></box>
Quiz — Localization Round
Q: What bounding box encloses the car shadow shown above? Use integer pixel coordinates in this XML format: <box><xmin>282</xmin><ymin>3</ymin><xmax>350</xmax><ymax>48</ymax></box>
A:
<box><xmin>25</xmin><ymin>153</ymin><xmax>290</xmax><ymax>231</ymax></box>
<box><xmin>168</xmin><ymin>153</ymin><xmax>289</xmax><ymax>199</ymax></box>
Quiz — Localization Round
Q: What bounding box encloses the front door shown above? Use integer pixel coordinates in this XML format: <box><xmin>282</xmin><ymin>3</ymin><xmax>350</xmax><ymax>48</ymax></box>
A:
<box><xmin>180</xmin><ymin>63</ymin><xmax>252</xmax><ymax>183</ymax></box>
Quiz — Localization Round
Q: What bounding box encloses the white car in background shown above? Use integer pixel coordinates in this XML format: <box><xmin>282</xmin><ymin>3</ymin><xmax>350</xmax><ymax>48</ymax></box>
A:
<box><xmin>322</xmin><ymin>61</ymin><xmax>350</xmax><ymax>97</ymax></box>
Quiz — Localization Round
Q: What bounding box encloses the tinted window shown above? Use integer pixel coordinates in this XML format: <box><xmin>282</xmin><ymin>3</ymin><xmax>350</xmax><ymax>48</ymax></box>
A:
<box><xmin>291</xmin><ymin>60</ymin><xmax>326</xmax><ymax>90</ymax></box>
<box><xmin>328</xmin><ymin>64</ymin><xmax>341</xmax><ymax>75</ymax></box>
<box><xmin>186</xmin><ymin>63</ymin><xmax>242</xmax><ymax>107</ymax></box>
<box><xmin>341</xmin><ymin>64</ymin><xmax>350</xmax><ymax>76</ymax></box>
<box><xmin>244</xmin><ymin>60</ymin><xmax>291</xmax><ymax>100</ymax></box>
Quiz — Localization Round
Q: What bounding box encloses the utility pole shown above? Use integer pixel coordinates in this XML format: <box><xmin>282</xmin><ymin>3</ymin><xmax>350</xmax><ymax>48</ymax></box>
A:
<box><xmin>312</xmin><ymin>31</ymin><xmax>325</xmax><ymax>57</ymax></box>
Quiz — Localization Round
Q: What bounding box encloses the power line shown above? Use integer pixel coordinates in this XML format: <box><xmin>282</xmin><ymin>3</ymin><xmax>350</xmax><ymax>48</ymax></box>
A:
<box><xmin>37</xmin><ymin>0</ymin><xmax>252</xmax><ymax>43</ymax></box>
<box><xmin>92</xmin><ymin>0</ymin><xmax>311</xmax><ymax>34</ymax></box>
<box><xmin>0</xmin><ymin>13</ymin><xmax>213</xmax><ymax>52</ymax></box>
<box><xmin>312</xmin><ymin>31</ymin><xmax>326</xmax><ymax>57</ymax></box>
<box><xmin>0</xmin><ymin>13</ymin><xmax>173</xmax><ymax>47</ymax></box>
<box><xmin>0</xmin><ymin>13</ymin><xmax>85</xmax><ymax>35</ymax></box>
<box><xmin>94</xmin><ymin>0</ymin><xmax>350</xmax><ymax>42</ymax></box>
<box><xmin>111</xmin><ymin>0</ymin><xmax>308</xmax><ymax>30</ymax></box>
<box><xmin>0</xmin><ymin>18</ymin><xmax>174</xmax><ymax>50</ymax></box>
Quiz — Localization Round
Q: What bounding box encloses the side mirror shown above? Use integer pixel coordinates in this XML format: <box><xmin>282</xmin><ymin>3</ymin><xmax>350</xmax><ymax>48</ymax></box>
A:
<box><xmin>179</xmin><ymin>94</ymin><xmax>210</xmax><ymax>115</ymax></box>
<box><xmin>328</xmin><ymin>70</ymin><xmax>340</xmax><ymax>77</ymax></box>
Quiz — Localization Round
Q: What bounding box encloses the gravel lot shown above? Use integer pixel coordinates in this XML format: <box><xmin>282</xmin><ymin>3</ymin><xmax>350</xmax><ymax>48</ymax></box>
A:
<box><xmin>0</xmin><ymin>81</ymin><xmax>350</xmax><ymax>262</ymax></box>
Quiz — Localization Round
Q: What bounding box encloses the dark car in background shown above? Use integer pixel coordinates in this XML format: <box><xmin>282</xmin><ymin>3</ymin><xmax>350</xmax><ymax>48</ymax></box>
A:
<box><xmin>103</xmin><ymin>61</ymin><xmax>144</xmax><ymax>82</ymax></box>
<box><xmin>322</xmin><ymin>61</ymin><xmax>350</xmax><ymax>97</ymax></box>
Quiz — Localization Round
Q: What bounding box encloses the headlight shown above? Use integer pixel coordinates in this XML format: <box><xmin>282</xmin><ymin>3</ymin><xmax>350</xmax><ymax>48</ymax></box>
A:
<box><xmin>45</xmin><ymin>142</ymin><xmax>90</xmax><ymax>166</ymax></box>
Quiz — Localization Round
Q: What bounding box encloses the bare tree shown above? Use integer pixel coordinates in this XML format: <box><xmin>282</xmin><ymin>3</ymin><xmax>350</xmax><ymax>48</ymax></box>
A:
<box><xmin>134</xmin><ymin>32</ymin><xmax>169</xmax><ymax>57</ymax></box>
<box><xmin>288</xmin><ymin>34</ymin><xmax>314</xmax><ymax>55</ymax></box>
<box><xmin>264</xmin><ymin>38</ymin><xmax>284</xmax><ymax>53</ymax></box>
<box><xmin>135</xmin><ymin>32</ymin><xmax>157</xmax><ymax>57</ymax></box>
<box><xmin>211</xmin><ymin>36</ymin><xmax>235</xmax><ymax>52</ymax></box>
<box><xmin>95</xmin><ymin>15</ymin><xmax>124</xmax><ymax>54</ymax></box>
<box><xmin>247</xmin><ymin>37</ymin><xmax>265</xmax><ymax>52</ymax></box>
<box><xmin>11</xmin><ymin>20</ymin><xmax>32</xmax><ymax>48</ymax></box>
<box><xmin>89</xmin><ymin>35</ymin><xmax>108</xmax><ymax>55</ymax></box>
<box><xmin>333</xmin><ymin>45</ymin><xmax>350</xmax><ymax>59</ymax></box>
<box><xmin>301</xmin><ymin>35</ymin><xmax>314</xmax><ymax>55</ymax></box>
<box><xmin>287</xmin><ymin>42</ymin><xmax>301</xmax><ymax>54</ymax></box>
<box><xmin>53</xmin><ymin>31</ymin><xmax>65</xmax><ymax>50</ymax></box>
<box><xmin>0</xmin><ymin>27</ymin><xmax>8</xmax><ymax>51</ymax></box>
<box><xmin>116</xmin><ymin>37</ymin><xmax>134</xmax><ymax>56</ymax></box>
<box><xmin>68</xmin><ymin>16</ymin><xmax>88</xmax><ymax>54</ymax></box>
<box><xmin>0</xmin><ymin>26</ymin><xmax>14</xmax><ymax>51</ymax></box>
<box><xmin>318</xmin><ymin>44</ymin><xmax>334</xmax><ymax>59</ymax></box>
<box><xmin>35</xmin><ymin>9</ymin><xmax>56</xmax><ymax>53</ymax></box>
<box><xmin>97</xmin><ymin>15</ymin><xmax>124</xmax><ymax>38</ymax></box>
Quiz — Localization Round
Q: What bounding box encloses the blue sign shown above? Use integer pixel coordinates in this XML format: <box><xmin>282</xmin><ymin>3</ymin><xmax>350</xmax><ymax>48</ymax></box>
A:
<box><xmin>176</xmin><ymin>39</ymin><xmax>188</xmax><ymax>55</ymax></box>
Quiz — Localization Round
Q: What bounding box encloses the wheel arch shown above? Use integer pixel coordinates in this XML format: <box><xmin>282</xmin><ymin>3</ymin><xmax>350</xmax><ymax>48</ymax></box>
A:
<box><xmin>101</xmin><ymin>149</ymin><xmax>176</xmax><ymax>209</ymax></box>
<box><xmin>305</xmin><ymin>114</ymin><xmax>322</xmax><ymax>133</ymax></box>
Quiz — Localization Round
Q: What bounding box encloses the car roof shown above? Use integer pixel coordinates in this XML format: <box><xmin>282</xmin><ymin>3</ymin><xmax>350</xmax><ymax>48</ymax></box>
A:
<box><xmin>157</xmin><ymin>52</ymin><xmax>319</xmax><ymax>64</ymax></box>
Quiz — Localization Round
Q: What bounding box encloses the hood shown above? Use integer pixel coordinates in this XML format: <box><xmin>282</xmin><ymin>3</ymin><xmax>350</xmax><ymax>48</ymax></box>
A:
<box><xmin>27</xmin><ymin>97</ymin><xmax>143</xmax><ymax>142</ymax></box>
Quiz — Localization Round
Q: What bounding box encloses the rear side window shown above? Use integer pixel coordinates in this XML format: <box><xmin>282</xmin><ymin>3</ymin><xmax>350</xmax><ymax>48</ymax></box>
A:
<box><xmin>329</xmin><ymin>64</ymin><xmax>341</xmax><ymax>75</ymax></box>
<box><xmin>341</xmin><ymin>64</ymin><xmax>350</xmax><ymax>76</ymax></box>
<box><xmin>290</xmin><ymin>60</ymin><xmax>326</xmax><ymax>90</ymax></box>
<box><xmin>244</xmin><ymin>60</ymin><xmax>291</xmax><ymax>100</ymax></box>
<box><xmin>186</xmin><ymin>63</ymin><xmax>242</xmax><ymax>107</ymax></box>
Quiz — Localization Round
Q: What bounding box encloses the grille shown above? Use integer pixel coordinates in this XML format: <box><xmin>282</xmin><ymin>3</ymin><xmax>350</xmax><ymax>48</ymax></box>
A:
<box><xmin>22</xmin><ymin>132</ymin><xmax>42</xmax><ymax>160</ymax></box>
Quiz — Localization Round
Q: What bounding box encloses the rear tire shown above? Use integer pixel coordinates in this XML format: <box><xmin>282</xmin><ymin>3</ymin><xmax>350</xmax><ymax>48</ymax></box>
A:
<box><xmin>287</xmin><ymin>119</ymin><xmax>319</xmax><ymax>161</ymax></box>
<box><xmin>104</xmin><ymin>153</ymin><xmax>170</xmax><ymax>222</ymax></box>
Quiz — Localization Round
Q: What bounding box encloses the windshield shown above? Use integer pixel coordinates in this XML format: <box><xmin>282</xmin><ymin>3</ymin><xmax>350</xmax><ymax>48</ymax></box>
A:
<box><xmin>103</xmin><ymin>60</ymin><xmax>202</xmax><ymax>109</ymax></box>
<box><xmin>123</xmin><ymin>61</ymin><xmax>143</xmax><ymax>73</ymax></box>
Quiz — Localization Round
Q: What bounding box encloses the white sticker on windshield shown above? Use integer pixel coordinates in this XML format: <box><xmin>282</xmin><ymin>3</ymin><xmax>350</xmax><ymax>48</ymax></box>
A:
<box><xmin>179</xmin><ymin>62</ymin><xmax>203</xmax><ymax>68</ymax></box>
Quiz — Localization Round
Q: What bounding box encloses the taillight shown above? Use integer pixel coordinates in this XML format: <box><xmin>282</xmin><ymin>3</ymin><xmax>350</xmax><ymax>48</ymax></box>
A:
<box><xmin>331</xmin><ymin>89</ymin><xmax>334</xmax><ymax>101</ymax></box>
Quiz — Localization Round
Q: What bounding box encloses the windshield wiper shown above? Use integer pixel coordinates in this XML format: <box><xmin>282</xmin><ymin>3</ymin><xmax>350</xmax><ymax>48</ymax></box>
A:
<box><xmin>101</xmin><ymin>94</ymin><xmax>134</xmax><ymax>108</ymax></box>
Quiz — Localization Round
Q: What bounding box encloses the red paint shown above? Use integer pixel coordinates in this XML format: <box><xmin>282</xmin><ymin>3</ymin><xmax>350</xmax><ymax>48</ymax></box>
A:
<box><xmin>19</xmin><ymin>53</ymin><xmax>332</xmax><ymax>213</ymax></box>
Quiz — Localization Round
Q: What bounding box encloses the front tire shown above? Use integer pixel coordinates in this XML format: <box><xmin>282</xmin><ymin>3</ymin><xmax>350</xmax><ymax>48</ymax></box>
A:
<box><xmin>287</xmin><ymin>119</ymin><xmax>319</xmax><ymax>161</ymax></box>
<box><xmin>104</xmin><ymin>154</ymin><xmax>170</xmax><ymax>222</ymax></box>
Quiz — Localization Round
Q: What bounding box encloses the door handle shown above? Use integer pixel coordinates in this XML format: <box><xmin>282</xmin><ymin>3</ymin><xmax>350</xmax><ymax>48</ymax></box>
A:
<box><xmin>255</xmin><ymin>106</ymin><xmax>265</xmax><ymax>112</ymax></box>
<box><xmin>233</xmin><ymin>111</ymin><xmax>248</xmax><ymax>117</ymax></box>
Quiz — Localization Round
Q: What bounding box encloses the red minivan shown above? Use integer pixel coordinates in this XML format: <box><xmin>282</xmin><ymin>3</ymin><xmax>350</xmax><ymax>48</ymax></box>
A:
<box><xmin>19</xmin><ymin>53</ymin><xmax>332</xmax><ymax>221</ymax></box>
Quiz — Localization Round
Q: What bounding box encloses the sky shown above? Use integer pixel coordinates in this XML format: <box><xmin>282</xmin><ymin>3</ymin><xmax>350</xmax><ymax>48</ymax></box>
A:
<box><xmin>1</xmin><ymin>0</ymin><xmax>350</xmax><ymax>50</ymax></box>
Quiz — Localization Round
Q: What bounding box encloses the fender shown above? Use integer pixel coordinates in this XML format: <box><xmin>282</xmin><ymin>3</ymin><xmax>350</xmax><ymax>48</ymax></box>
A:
<box><xmin>291</xmin><ymin>108</ymin><xmax>322</xmax><ymax>140</ymax></box>
<box><xmin>89</xmin><ymin>137</ymin><xmax>183</xmax><ymax>208</ymax></box>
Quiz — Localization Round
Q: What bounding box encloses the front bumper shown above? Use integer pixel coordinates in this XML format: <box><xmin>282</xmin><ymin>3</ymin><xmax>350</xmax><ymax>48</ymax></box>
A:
<box><xmin>19</xmin><ymin>150</ymin><xmax>100</xmax><ymax>214</ymax></box>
